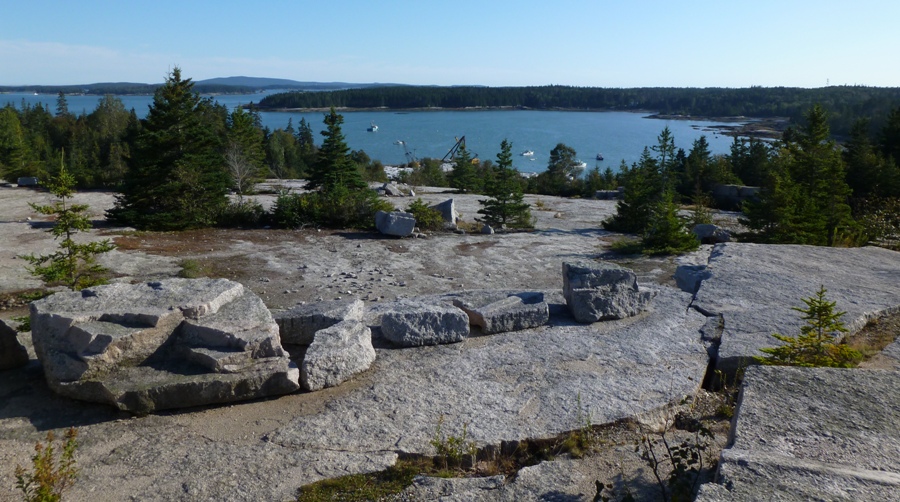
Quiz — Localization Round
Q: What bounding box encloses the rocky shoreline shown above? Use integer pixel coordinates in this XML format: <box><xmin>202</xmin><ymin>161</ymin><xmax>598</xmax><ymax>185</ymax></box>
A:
<box><xmin>647</xmin><ymin>113</ymin><xmax>790</xmax><ymax>139</ymax></box>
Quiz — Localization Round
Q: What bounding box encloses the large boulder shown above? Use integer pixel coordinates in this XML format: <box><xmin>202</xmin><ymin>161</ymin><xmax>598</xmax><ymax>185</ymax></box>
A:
<box><xmin>30</xmin><ymin>278</ymin><xmax>300</xmax><ymax>413</ymax></box>
<box><xmin>430</xmin><ymin>199</ymin><xmax>459</xmax><ymax>228</ymax></box>
<box><xmin>301</xmin><ymin>320</ymin><xmax>376</xmax><ymax>391</ymax></box>
<box><xmin>380</xmin><ymin>299</ymin><xmax>469</xmax><ymax>347</ymax></box>
<box><xmin>0</xmin><ymin>319</ymin><xmax>29</xmax><ymax>370</ymax></box>
<box><xmin>451</xmin><ymin>291</ymin><xmax>549</xmax><ymax>334</ymax></box>
<box><xmin>562</xmin><ymin>261</ymin><xmax>653</xmax><ymax>323</ymax></box>
<box><xmin>375</xmin><ymin>210</ymin><xmax>416</xmax><ymax>237</ymax></box>
<box><xmin>273</xmin><ymin>299</ymin><xmax>364</xmax><ymax>346</ymax></box>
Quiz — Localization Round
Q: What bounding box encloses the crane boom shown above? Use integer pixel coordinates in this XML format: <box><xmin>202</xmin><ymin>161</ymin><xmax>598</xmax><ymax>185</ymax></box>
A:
<box><xmin>441</xmin><ymin>136</ymin><xmax>478</xmax><ymax>164</ymax></box>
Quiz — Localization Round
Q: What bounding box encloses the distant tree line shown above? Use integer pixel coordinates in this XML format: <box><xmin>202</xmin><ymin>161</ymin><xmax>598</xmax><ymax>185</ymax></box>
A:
<box><xmin>258</xmin><ymin>85</ymin><xmax>900</xmax><ymax>137</ymax></box>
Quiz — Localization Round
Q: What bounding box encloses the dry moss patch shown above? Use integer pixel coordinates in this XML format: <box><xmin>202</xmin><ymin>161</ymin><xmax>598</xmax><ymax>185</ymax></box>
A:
<box><xmin>846</xmin><ymin>310</ymin><xmax>900</xmax><ymax>360</ymax></box>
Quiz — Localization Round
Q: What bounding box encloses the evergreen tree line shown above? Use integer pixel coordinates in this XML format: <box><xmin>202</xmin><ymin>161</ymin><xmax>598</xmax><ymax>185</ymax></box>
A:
<box><xmin>0</xmin><ymin>68</ymin><xmax>392</xmax><ymax>231</ymax></box>
<box><xmin>258</xmin><ymin>85</ymin><xmax>900</xmax><ymax>137</ymax></box>
<box><xmin>0</xmin><ymin>81</ymin><xmax>386</xmax><ymax>192</ymax></box>
<box><xmin>606</xmin><ymin>105</ymin><xmax>900</xmax><ymax>250</ymax></box>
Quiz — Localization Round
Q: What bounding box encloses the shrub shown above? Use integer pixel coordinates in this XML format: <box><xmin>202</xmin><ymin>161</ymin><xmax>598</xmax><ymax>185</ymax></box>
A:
<box><xmin>631</xmin><ymin>415</ymin><xmax>713</xmax><ymax>502</ymax></box>
<box><xmin>854</xmin><ymin>196</ymin><xmax>900</xmax><ymax>250</ymax></box>
<box><xmin>430</xmin><ymin>415</ymin><xmax>477</xmax><ymax>471</ymax></box>
<box><xmin>687</xmin><ymin>190</ymin><xmax>714</xmax><ymax>226</ymax></box>
<box><xmin>296</xmin><ymin>463</ymin><xmax>419</xmax><ymax>502</ymax></box>
<box><xmin>405</xmin><ymin>198</ymin><xmax>444</xmax><ymax>231</ymax></box>
<box><xmin>756</xmin><ymin>286</ymin><xmax>862</xmax><ymax>367</ymax></box>
<box><xmin>176</xmin><ymin>259</ymin><xmax>211</xmax><ymax>279</ymax></box>
<box><xmin>217</xmin><ymin>199</ymin><xmax>266</xmax><ymax>227</ymax></box>
<box><xmin>15</xmin><ymin>428</ymin><xmax>78</xmax><ymax>502</ymax></box>
<box><xmin>271</xmin><ymin>187</ymin><xmax>394</xmax><ymax>230</ymax></box>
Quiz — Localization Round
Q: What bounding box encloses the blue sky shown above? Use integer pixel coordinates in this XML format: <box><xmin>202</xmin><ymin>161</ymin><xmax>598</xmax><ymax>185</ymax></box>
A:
<box><xmin>2</xmin><ymin>0</ymin><xmax>897</xmax><ymax>87</ymax></box>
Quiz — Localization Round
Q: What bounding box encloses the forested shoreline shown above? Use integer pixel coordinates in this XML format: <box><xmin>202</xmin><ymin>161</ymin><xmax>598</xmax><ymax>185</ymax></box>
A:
<box><xmin>1</xmin><ymin>68</ymin><xmax>898</xmax><ymax>251</ymax></box>
<box><xmin>258</xmin><ymin>85</ymin><xmax>900</xmax><ymax>137</ymax></box>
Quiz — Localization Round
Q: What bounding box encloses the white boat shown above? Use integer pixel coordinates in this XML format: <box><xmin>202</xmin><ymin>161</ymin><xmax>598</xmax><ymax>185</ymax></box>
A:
<box><xmin>367</xmin><ymin>121</ymin><xmax>378</xmax><ymax>132</ymax></box>
<box><xmin>574</xmin><ymin>161</ymin><xmax>588</xmax><ymax>171</ymax></box>
<box><xmin>520</xmin><ymin>150</ymin><xmax>534</xmax><ymax>156</ymax></box>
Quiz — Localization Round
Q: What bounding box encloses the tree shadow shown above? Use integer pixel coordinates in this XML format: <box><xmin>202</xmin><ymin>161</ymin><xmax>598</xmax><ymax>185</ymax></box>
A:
<box><xmin>533</xmin><ymin>228</ymin><xmax>612</xmax><ymax>237</ymax></box>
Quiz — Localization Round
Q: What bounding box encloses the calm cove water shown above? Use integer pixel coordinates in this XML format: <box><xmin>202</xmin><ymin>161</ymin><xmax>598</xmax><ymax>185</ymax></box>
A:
<box><xmin>2</xmin><ymin>91</ymin><xmax>743</xmax><ymax>173</ymax></box>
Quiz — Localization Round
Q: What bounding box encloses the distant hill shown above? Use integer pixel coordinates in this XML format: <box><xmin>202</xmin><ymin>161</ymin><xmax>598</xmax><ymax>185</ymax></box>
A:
<box><xmin>0</xmin><ymin>77</ymin><xmax>404</xmax><ymax>95</ymax></box>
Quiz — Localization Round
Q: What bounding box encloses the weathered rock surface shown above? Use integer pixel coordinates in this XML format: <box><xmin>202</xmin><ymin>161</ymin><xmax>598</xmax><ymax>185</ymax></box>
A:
<box><xmin>301</xmin><ymin>320</ymin><xmax>376</xmax><ymax>391</ymax></box>
<box><xmin>381</xmin><ymin>182</ymin><xmax>415</xmax><ymax>197</ymax></box>
<box><xmin>380</xmin><ymin>299</ymin><xmax>469</xmax><ymax>346</ymax></box>
<box><xmin>30</xmin><ymin>278</ymin><xmax>300</xmax><ymax>412</ymax></box>
<box><xmin>882</xmin><ymin>339</ymin><xmax>900</xmax><ymax>366</ymax></box>
<box><xmin>687</xmin><ymin>243</ymin><xmax>900</xmax><ymax>372</ymax></box>
<box><xmin>375</xmin><ymin>210</ymin><xmax>416</xmax><ymax>237</ymax></box>
<box><xmin>273</xmin><ymin>298</ymin><xmax>364</xmax><ymax>346</ymax></box>
<box><xmin>270</xmin><ymin>287</ymin><xmax>709</xmax><ymax>460</ymax></box>
<box><xmin>450</xmin><ymin>290</ymin><xmax>549</xmax><ymax>334</ymax></box>
<box><xmin>562</xmin><ymin>261</ymin><xmax>653</xmax><ymax>323</ymax></box>
<box><xmin>697</xmin><ymin>366</ymin><xmax>900</xmax><ymax>501</ymax></box>
<box><xmin>691</xmin><ymin>223</ymin><xmax>731</xmax><ymax>244</ymax></box>
<box><xmin>431</xmin><ymin>198</ymin><xmax>459</xmax><ymax>227</ymax></box>
<box><xmin>0</xmin><ymin>319</ymin><xmax>29</xmax><ymax>370</ymax></box>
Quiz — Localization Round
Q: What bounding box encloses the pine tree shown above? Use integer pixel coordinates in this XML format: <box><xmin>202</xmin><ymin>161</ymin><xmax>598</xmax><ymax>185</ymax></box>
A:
<box><xmin>306</xmin><ymin>107</ymin><xmax>365</xmax><ymax>192</ymax></box>
<box><xmin>641</xmin><ymin>189</ymin><xmax>699</xmax><ymax>255</ymax></box>
<box><xmin>478</xmin><ymin>139</ymin><xmax>533</xmax><ymax>228</ymax></box>
<box><xmin>756</xmin><ymin>286</ymin><xmax>861</xmax><ymax>368</ymax></box>
<box><xmin>0</xmin><ymin>106</ymin><xmax>34</xmax><ymax>180</ymax></box>
<box><xmin>22</xmin><ymin>153</ymin><xmax>115</xmax><ymax>290</ymax></box>
<box><xmin>880</xmin><ymin>106</ymin><xmax>900</xmax><ymax>164</ymax></box>
<box><xmin>107</xmin><ymin>67</ymin><xmax>228</xmax><ymax>230</ymax></box>
<box><xmin>844</xmin><ymin>118</ymin><xmax>897</xmax><ymax>199</ymax></box>
<box><xmin>652</xmin><ymin>126</ymin><xmax>677</xmax><ymax>187</ymax></box>
<box><xmin>604</xmin><ymin>148</ymin><xmax>661</xmax><ymax>234</ymax></box>
<box><xmin>742</xmin><ymin>105</ymin><xmax>854</xmax><ymax>245</ymax></box>
<box><xmin>447</xmin><ymin>143</ymin><xmax>479</xmax><ymax>193</ymax></box>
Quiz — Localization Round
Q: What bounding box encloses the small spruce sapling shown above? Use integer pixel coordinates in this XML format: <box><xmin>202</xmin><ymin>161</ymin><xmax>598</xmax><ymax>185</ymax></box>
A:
<box><xmin>756</xmin><ymin>285</ymin><xmax>862</xmax><ymax>367</ymax></box>
<box><xmin>21</xmin><ymin>153</ymin><xmax>115</xmax><ymax>291</ymax></box>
